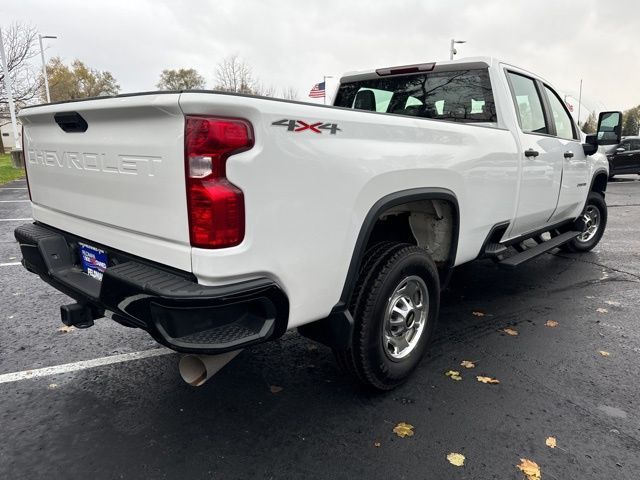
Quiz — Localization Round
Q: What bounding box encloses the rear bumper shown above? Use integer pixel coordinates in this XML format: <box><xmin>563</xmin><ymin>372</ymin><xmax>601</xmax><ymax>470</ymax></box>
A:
<box><xmin>14</xmin><ymin>223</ymin><xmax>289</xmax><ymax>354</ymax></box>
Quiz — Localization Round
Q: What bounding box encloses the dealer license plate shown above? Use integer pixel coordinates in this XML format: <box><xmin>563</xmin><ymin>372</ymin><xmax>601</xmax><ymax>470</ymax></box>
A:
<box><xmin>79</xmin><ymin>243</ymin><xmax>108</xmax><ymax>281</ymax></box>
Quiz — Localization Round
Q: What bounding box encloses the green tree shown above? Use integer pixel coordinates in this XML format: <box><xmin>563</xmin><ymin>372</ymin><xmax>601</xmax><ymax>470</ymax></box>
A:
<box><xmin>46</xmin><ymin>57</ymin><xmax>120</xmax><ymax>102</ymax></box>
<box><xmin>622</xmin><ymin>106</ymin><xmax>640</xmax><ymax>136</ymax></box>
<box><xmin>580</xmin><ymin>111</ymin><xmax>597</xmax><ymax>134</ymax></box>
<box><xmin>156</xmin><ymin>68</ymin><xmax>205</xmax><ymax>90</ymax></box>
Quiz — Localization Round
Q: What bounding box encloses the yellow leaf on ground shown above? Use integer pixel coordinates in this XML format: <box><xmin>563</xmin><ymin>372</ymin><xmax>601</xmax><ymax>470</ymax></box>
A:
<box><xmin>596</xmin><ymin>308</ymin><xmax>608</xmax><ymax>314</ymax></box>
<box><xmin>472</xmin><ymin>311</ymin><xmax>485</xmax><ymax>317</ymax></box>
<box><xmin>447</xmin><ymin>452</ymin><xmax>465</xmax><ymax>467</ymax></box>
<box><xmin>517</xmin><ymin>458</ymin><xmax>541</xmax><ymax>480</ymax></box>
<box><xmin>269</xmin><ymin>385</ymin><xmax>283</xmax><ymax>393</ymax></box>
<box><xmin>393</xmin><ymin>422</ymin><xmax>414</xmax><ymax>438</ymax></box>
<box><xmin>477</xmin><ymin>376</ymin><xmax>500</xmax><ymax>385</ymax></box>
<box><xmin>374</xmin><ymin>442</ymin><xmax>381</xmax><ymax>448</ymax></box>
<box><xmin>48</xmin><ymin>383</ymin><xmax>58</xmax><ymax>389</ymax></box>
<box><xmin>57</xmin><ymin>325</ymin><xmax>75</xmax><ymax>333</ymax></box>
<box><xmin>545</xmin><ymin>320</ymin><xmax>559</xmax><ymax>328</ymax></box>
<box><xmin>460</xmin><ymin>360</ymin><xmax>475</xmax><ymax>369</ymax></box>
<box><xmin>502</xmin><ymin>327</ymin><xmax>518</xmax><ymax>336</ymax></box>
<box><xmin>445</xmin><ymin>370</ymin><xmax>462</xmax><ymax>381</ymax></box>
<box><xmin>598</xmin><ymin>350</ymin><xmax>610</xmax><ymax>357</ymax></box>
<box><xmin>605</xmin><ymin>300</ymin><xmax>620</xmax><ymax>306</ymax></box>
<box><xmin>545</xmin><ymin>436</ymin><xmax>557</xmax><ymax>448</ymax></box>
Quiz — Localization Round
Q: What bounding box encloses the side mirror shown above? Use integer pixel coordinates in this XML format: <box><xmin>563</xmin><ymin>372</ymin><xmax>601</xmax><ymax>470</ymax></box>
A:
<box><xmin>582</xmin><ymin>135</ymin><xmax>598</xmax><ymax>156</ymax></box>
<box><xmin>596</xmin><ymin>111</ymin><xmax>623</xmax><ymax>145</ymax></box>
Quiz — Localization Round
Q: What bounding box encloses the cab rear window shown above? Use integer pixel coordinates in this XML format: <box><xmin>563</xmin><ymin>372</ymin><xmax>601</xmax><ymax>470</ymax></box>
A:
<box><xmin>334</xmin><ymin>69</ymin><xmax>497</xmax><ymax>123</ymax></box>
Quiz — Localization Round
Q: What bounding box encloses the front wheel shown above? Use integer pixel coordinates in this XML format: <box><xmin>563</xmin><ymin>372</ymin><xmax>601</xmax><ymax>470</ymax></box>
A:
<box><xmin>562</xmin><ymin>191</ymin><xmax>607</xmax><ymax>253</ymax></box>
<box><xmin>333</xmin><ymin>243</ymin><xmax>440</xmax><ymax>390</ymax></box>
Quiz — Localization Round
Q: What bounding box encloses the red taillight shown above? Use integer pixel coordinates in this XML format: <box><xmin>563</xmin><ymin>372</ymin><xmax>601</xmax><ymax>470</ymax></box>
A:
<box><xmin>184</xmin><ymin>116</ymin><xmax>253</xmax><ymax>248</ymax></box>
<box><xmin>21</xmin><ymin>126</ymin><xmax>32</xmax><ymax>201</ymax></box>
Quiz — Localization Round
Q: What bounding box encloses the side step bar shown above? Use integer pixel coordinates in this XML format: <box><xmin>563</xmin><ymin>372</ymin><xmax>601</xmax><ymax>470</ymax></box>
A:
<box><xmin>499</xmin><ymin>231</ymin><xmax>580</xmax><ymax>269</ymax></box>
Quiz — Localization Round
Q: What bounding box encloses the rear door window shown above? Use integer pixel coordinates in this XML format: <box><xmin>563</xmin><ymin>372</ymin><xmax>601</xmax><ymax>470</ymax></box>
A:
<box><xmin>506</xmin><ymin>72</ymin><xmax>548</xmax><ymax>135</ymax></box>
<box><xmin>334</xmin><ymin>69</ymin><xmax>497</xmax><ymax>123</ymax></box>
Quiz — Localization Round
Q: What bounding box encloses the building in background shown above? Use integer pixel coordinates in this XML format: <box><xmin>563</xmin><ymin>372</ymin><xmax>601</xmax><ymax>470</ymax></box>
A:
<box><xmin>1</xmin><ymin>118</ymin><xmax>22</xmax><ymax>152</ymax></box>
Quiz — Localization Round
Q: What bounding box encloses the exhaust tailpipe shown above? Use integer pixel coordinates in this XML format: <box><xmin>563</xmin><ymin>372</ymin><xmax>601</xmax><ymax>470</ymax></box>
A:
<box><xmin>178</xmin><ymin>350</ymin><xmax>241</xmax><ymax>387</ymax></box>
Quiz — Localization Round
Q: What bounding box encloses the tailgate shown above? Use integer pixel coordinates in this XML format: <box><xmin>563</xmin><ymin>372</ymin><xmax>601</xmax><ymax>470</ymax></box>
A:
<box><xmin>19</xmin><ymin>93</ymin><xmax>191</xmax><ymax>271</ymax></box>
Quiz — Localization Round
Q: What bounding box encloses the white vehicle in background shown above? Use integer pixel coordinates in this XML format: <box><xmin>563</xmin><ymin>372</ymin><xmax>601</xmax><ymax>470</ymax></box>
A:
<box><xmin>15</xmin><ymin>57</ymin><xmax>621</xmax><ymax>390</ymax></box>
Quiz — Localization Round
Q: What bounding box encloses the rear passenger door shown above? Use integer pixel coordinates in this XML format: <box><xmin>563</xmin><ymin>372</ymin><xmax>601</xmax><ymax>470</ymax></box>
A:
<box><xmin>506</xmin><ymin>71</ymin><xmax>564</xmax><ymax>237</ymax></box>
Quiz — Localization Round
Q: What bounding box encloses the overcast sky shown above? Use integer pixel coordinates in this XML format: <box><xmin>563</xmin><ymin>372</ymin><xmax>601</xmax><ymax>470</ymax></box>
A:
<box><xmin>3</xmin><ymin>0</ymin><xmax>639</xmax><ymax>118</ymax></box>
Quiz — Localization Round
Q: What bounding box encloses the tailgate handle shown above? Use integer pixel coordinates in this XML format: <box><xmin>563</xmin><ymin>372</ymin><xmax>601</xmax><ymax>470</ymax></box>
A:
<box><xmin>54</xmin><ymin>111</ymin><xmax>88</xmax><ymax>133</ymax></box>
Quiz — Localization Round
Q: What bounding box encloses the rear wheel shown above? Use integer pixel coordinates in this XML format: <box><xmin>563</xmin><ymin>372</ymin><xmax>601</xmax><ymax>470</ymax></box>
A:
<box><xmin>334</xmin><ymin>243</ymin><xmax>440</xmax><ymax>390</ymax></box>
<box><xmin>561</xmin><ymin>191</ymin><xmax>607</xmax><ymax>253</ymax></box>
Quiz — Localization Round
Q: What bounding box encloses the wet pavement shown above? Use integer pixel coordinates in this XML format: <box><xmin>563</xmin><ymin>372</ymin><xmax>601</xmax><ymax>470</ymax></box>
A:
<box><xmin>1</xmin><ymin>176</ymin><xmax>639</xmax><ymax>479</ymax></box>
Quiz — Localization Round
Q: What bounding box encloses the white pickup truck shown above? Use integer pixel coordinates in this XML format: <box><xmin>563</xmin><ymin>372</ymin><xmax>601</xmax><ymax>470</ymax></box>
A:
<box><xmin>15</xmin><ymin>57</ymin><xmax>622</xmax><ymax>390</ymax></box>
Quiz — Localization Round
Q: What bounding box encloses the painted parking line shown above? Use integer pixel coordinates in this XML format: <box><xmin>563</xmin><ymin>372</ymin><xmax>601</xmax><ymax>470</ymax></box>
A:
<box><xmin>0</xmin><ymin>218</ymin><xmax>32</xmax><ymax>222</ymax></box>
<box><xmin>0</xmin><ymin>348</ymin><xmax>174</xmax><ymax>384</ymax></box>
<box><xmin>0</xmin><ymin>262</ymin><xmax>21</xmax><ymax>267</ymax></box>
<box><xmin>0</xmin><ymin>188</ymin><xmax>28</xmax><ymax>190</ymax></box>
<box><xmin>0</xmin><ymin>200</ymin><xmax>30</xmax><ymax>203</ymax></box>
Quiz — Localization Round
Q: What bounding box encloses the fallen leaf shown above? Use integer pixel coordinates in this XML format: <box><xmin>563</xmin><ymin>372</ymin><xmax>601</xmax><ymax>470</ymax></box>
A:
<box><xmin>502</xmin><ymin>327</ymin><xmax>518</xmax><ymax>336</ymax></box>
<box><xmin>517</xmin><ymin>458</ymin><xmax>541</xmax><ymax>480</ymax></box>
<box><xmin>447</xmin><ymin>452</ymin><xmax>465</xmax><ymax>467</ymax></box>
<box><xmin>545</xmin><ymin>320</ymin><xmax>559</xmax><ymax>328</ymax></box>
<box><xmin>476</xmin><ymin>376</ymin><xmax>500</xmax><ymax>385</ymax></box>
<box><xmin>545</xmin><ymin>436</ymin><xmax>557</xmax><ymax>448</ymax></box>
<box><xmin>598</xmin><ymin>350</ymin><xmax>610</xmax><ymax>357</ymax></box>
<box><xmin>269</xmin><ymin>385</ymin><xmax>283</xmax><ymax>393</ymax></box>
<box><xmin>374</xmin><ymin>442</ymin><xmax>381</xmax><ymax>448</ymax></box>
<box><xmin>460</xmin><ymin>360</ymin><xmax>475</xmax><ymax>369</ymax></box>
<box><xmin>596</xmin><ymin>308</ymin><xmax>608</xmax><ymax>314</ymax></box>
<box><xmin>48</xmin><ymin>383</ymin><xmax>58</xmax><ymax>389</ymax></box>
<box><xmin>445</xmin><ymin>370</ymin><xmax>462</xmax><ymax>381</ymax></box>
<box><xmin>472</xmin><ymin>311</ymin><xmax>485</xmax><ymax>317</ymax></box>
<box><xmin>57</xmin><ymin>325</ymin><xmax>75</xmax><ymax>333</ymax></box>
<box><xmin>393</xmin><ymin>422</ymin><xmax>414</xmax><ymax>438</ymax></box>
<box><xmin>605</xmin><ymin>300</ymin><xmax>620</xmax><ymax>306</ymax></box>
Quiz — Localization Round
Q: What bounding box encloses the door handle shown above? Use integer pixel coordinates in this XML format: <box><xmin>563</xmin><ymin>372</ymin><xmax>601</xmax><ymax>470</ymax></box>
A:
<box><xmin>524</xmin><ymin>148</ymin><xmax>539</xmax><ymax>158</ymax></box>
<box><xmin>564</xmin><ymin>151</ymin><xmax>574</xmax><ymax>158</ymax></box>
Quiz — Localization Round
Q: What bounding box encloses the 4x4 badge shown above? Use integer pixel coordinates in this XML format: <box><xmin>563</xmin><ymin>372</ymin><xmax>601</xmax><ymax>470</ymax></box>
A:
<box><xmin>272</xmin><ymin>119</ymin><xmax>341</xmax><ymax>134</ymax></box>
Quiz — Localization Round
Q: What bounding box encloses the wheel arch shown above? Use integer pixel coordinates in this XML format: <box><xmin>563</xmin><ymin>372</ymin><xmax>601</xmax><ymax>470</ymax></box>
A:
<box><xmin>590</xmin><ymin>169</ymin><xmax>608</xmax><ymax>195</ymax></box>
<box><xmin>298</xmin><ymin>188</ymin><xmax>459</xmax><ymax>349</ymax></box>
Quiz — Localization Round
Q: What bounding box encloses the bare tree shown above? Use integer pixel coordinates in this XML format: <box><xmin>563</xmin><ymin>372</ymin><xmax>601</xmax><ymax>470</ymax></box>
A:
<box><xmin>214</xmin><ymin>55</ymin><xmax>256</xmax><ymax>94</ymax></box>
<box><xmin>0</xmin><ymin>23</ymin><xmax>42</xmax><ymax>112</ymax></box>
<box><xmin>280</xmin><ymin>86</ymin><xmax>298</xmax><ymax>101</ymax></box>
<box><xmin>253</xmin><ymin>83</ymin><xmax>276</xmax><ymax>97</ymax></box>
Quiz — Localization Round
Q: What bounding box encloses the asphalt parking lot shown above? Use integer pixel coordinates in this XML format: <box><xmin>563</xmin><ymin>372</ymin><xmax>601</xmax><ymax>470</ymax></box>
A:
<box><xmin>1</xmin><ymin>177</ymin><xmax>639</xmax><ymax>480</ymax></box>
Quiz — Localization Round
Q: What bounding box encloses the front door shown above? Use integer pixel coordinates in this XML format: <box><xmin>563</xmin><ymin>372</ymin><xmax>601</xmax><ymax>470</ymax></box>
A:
<box><xmin>506</xmin><ymin>71</ymin><xmax>563</xmax><ymax>237</ymax></box>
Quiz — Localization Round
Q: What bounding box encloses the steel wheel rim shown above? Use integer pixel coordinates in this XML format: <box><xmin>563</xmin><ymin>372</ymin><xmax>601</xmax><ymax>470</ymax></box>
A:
<box><xmin>577</xmin><ymin>205</ymin><xmax>601</xmax><ymax>243</ymax></box>
<box><xmin>383</xmin><ymin>275</ymin><xmax>429</xmax><ymax>361</ymax></box>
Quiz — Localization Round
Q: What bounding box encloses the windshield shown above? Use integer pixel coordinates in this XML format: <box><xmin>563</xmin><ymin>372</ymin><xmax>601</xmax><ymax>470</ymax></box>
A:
<box><xmin>334</xmin><ymin>68</ymin><xmax>497</xmax><ymax>123</ymax></box>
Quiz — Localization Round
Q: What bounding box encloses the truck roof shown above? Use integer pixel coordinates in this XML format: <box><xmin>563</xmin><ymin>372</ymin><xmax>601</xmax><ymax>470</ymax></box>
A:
<box><xmin>340</xmin><ymin>57</ymin><xmax>548</xmax><ymax>85</ymax></box>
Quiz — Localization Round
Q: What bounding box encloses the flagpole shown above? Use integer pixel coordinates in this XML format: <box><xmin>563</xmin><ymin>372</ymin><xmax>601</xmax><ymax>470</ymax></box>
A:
<box><xmin>323</xmin><ymin>76</ymin><xmax>327</xmax><ymax>105</ymax></box>
<box><xmin>323</xmin><ymin>75</ymin><xmax>334</xmax><ymax>105</ymax></box>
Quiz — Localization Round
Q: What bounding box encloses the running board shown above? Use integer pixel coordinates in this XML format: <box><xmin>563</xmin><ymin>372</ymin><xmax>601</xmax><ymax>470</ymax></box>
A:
<box><xmin>499</xmin><ymin>231</ymin><xmax>580</xmax><ymax>268</ymax></box>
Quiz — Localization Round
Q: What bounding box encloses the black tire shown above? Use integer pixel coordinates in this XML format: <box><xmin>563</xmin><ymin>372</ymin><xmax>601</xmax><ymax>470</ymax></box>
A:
<box><xmin>562</xmin><ymin>191</ymin><xmax>607</xmax><ymax>253</ymax></box>
<box><xmin>334</xmin><ymin>243</ymin><xmax>440</xmax><ymax>390</ymax></box>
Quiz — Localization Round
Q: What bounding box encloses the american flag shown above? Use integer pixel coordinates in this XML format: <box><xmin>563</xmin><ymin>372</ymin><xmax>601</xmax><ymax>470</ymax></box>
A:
<box><xmin>308</xmin><ymin>81</ymin><xmax>326</xmax><ymax>98</ymax></box>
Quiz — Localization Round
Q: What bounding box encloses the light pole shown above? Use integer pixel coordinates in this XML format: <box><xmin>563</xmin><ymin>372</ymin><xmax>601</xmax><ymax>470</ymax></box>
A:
<box><xmin>38</xmin><ymin>34</ymin><xmax>57</xmax><ymax>103</ymax></box>
<box><xmin>323</xmin><ymin>75</ymin><xmax>334</xmax><ymax>105</ymax></box>
<box><xmin>449</xmin><ymin>39</ymin><xmax>466</xmax><ymax>60</ymax></box>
